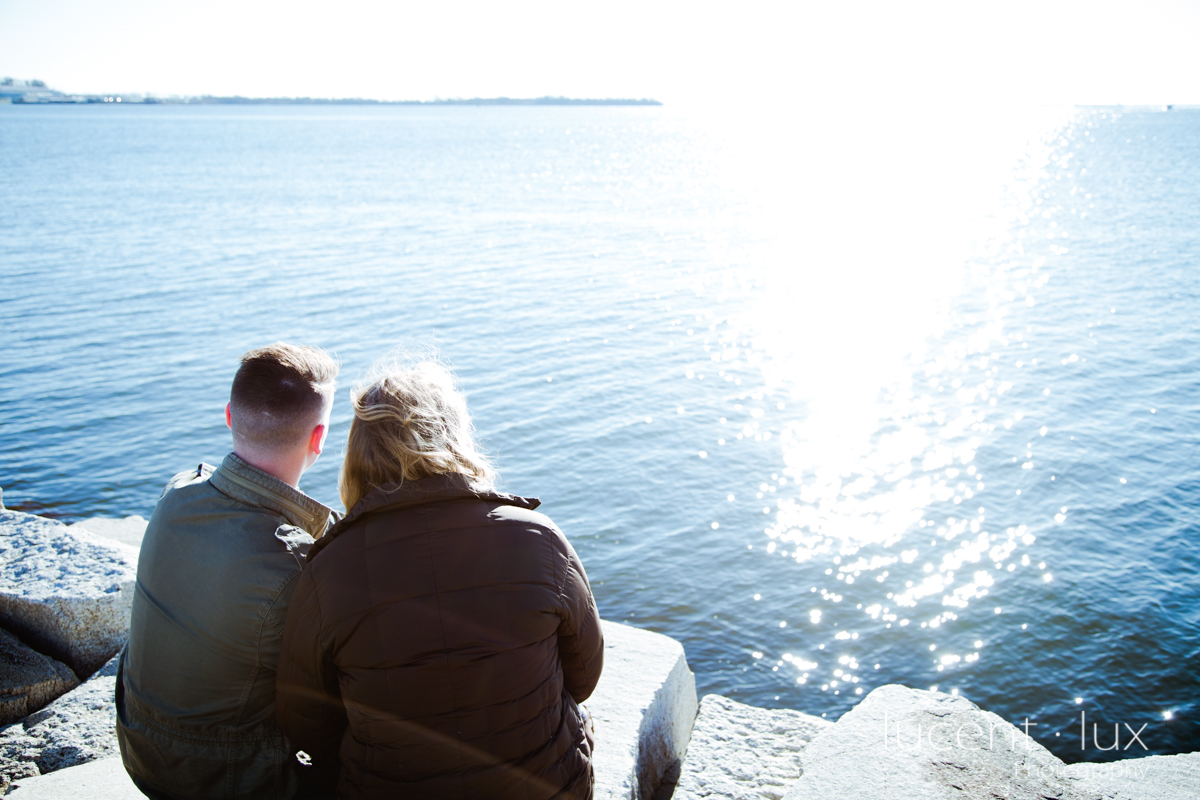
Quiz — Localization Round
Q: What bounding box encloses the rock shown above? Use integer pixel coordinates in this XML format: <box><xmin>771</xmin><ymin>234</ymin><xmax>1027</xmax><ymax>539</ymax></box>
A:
<box><xmin>1062</xmin><ymin>752</ymin><xmax>1200</xmax><ymax>800</ymax></box>
<box><xmin>0</xmin><ymin>511</ymin><xmax>138</xmax><ymax>677</ymax></box>
<box><xmin>67</xmin><ymin>518</ymin><xmax>147</xmax><ymax>550</ymax></box>
<box><xmin>0</xmin><ymin>629</ymin><xmax>78</xmax><ymax>727</ymax></box>
<box><xmin>782</xmin><ymin>684</ymin><xmax>1095</xmax><ymax>800</ymax></box>
<box><xmin>588</xmin><ymin>620</ymin><xmax>699</xmax><ymax>800</ymax></box>
<box><xmin>0</xmin><ymin>653</ymin><xmax>120</xmax><ymax>792</ymax></box>
<box><xmin>674</xmin><ymin>694</ymin><xmax>831</xmax><ymax>800</ymax></box>
<box><xmin>5</xmin><ymin>756</ymin><xmax>139</xmax><ymax>799</ymax></box>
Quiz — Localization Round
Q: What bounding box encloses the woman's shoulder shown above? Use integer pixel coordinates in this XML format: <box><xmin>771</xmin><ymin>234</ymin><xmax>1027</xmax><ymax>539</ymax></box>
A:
<box><xmin>307</xmin><ymin>481</ymin><xmax>564</xmax><ymax>562</ymax></box>
<box><xmin>479</xmin><ymin>498</ymin><xmax>561</xmax><ymax>532</ymax></box>
<box><xmin>442</xmin><ymin>493</ymin><xmax>561</xmax><ymax>537</ymax></box>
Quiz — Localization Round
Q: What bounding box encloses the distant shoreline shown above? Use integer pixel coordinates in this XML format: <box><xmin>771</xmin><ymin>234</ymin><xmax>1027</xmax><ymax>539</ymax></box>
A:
<box><xmin>0</xmin><ymin>92</ymin><xmax>663</xmax><ymax>107</ymax></box>
<box><xmin>195</xmin><ymin>96</ymin><xmax>663</xmax><ymax>106</ymax></box>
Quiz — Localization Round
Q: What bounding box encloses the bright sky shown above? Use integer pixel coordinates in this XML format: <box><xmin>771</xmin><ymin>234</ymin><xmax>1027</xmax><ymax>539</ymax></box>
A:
<box><xmin>2</xmin><ymin>0</ymin><xmax>1199</xmax><ymax>104</ymax></box>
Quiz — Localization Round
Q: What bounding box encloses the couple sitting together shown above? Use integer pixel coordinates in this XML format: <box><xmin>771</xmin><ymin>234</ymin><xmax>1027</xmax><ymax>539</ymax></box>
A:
<box><xmin>115</xmin><ymin>343</ymin><xmax>604</xmax><ymax>800</ymax></box>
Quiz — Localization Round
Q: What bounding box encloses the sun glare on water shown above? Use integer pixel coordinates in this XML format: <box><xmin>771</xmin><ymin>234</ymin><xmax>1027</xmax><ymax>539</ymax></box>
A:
<box><xmin>693</xmin><ymin>104</ymin><xmax>1080</xmax><ymax>691</ymax></box>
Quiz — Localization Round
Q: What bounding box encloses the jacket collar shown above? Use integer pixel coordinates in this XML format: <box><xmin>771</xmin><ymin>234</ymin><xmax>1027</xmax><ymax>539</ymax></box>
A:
<box><xmin>209</xmin><ymin>452</ymin><xmax>334</xmax><ymax>538</ymax></box>
<box><xmin>308</xmin><ymin>472</ymin><xmax>538</xmax><ymax>561</ymax></box>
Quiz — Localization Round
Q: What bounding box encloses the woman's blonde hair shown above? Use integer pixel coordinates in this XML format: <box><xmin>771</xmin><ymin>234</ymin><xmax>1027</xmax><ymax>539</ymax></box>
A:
<box><xmin>340</xmin><ymin>360</ymin><xmax>495</xmax><ymax>511</ymax></box>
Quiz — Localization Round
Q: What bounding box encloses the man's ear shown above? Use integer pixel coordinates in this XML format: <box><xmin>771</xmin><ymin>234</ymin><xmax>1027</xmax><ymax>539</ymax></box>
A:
<box><xmin>309</xmin><ymin>423</ymin><xmax>328</xmax><ymax>456</ymax></box>
<box><xmin>225</xmin><ymin>403</ymin><xmax>233</xmax><ymax>430</ymax></box>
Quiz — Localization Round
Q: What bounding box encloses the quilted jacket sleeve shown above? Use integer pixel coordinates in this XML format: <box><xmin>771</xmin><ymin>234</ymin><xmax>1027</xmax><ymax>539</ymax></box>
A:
<box><xmin>555</xmin><ymin>532</ymin><xmax>605</xmax><ymax>703</ymax></box>
<box><xmin>275</xmin><ymin>566</ymin><xmax>347</xmax><ymax>774</ymax></box>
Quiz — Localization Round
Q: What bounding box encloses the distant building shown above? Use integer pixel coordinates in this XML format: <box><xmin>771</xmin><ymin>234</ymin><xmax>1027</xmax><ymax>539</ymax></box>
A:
<box><xmin>0</xmin><ymin>78</ymin><xmax>94</xmax><ymax>104</ymax></box>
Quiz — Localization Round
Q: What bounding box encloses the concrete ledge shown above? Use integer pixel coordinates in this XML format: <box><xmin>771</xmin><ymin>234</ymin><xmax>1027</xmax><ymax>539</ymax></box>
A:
<box><xmin>4</xmin><ymin>756</ymin><xmax>129</xmax><ymax>799</ymax></box>
<box><xmin>588</xmin><ymin>621</ymin><xmax>699</xmax><ymax>800</ymax></box>
<box><xmin>68</xmin><ymin>518</ymin><xmax>148</xmax><ymax>551</ymax></box>
<box><xmin>674</xmin><ymin>694</ymin><xmax>830</xmax><ymax>800</ymax></box>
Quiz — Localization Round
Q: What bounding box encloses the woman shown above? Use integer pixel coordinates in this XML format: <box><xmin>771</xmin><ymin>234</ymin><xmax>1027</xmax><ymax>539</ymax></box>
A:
<box><xmin>276</xmin><ymin>361</ymin><xmax>603</xmax><ymax>799</ymax></box>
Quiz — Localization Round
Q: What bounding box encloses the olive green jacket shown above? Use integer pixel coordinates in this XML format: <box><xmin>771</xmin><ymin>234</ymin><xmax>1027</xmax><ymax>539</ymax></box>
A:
<box><xmin>116</xmin><ymin>453</ymin><xmax>334</xmax><ymax>800</ymax></box>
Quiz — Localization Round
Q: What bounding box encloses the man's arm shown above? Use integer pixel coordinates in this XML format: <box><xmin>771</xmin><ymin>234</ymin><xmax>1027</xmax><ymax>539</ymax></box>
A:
<box><xmin>275</xmin><ymin>566</ymin><xmax>347</xmax><ymax>769</ymax></box>
<box><xmin>556</xmin><ymin>534</ymin><xmax>605</xmax><ymax>702</ymax></box>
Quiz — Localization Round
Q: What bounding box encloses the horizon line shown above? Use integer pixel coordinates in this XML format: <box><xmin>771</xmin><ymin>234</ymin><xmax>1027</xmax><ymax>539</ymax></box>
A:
<box><xmin>0</xmin><ymin>82</ymin><xmax>664</xmax><ymax>106</ymax></box>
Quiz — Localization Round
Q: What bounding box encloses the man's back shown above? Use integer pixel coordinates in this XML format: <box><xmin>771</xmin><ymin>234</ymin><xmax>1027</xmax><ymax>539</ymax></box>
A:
<box><xmin>117</xmin><ymin>455</ymin><xmax>331</xmax><ymax>800</ymax></box>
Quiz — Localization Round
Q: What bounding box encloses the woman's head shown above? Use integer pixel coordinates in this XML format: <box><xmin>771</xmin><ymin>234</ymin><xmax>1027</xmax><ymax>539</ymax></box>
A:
<box><xmin>340</xmin><ymin>361</ymin><xmax>495</xmax><ymax>510</ymax></box>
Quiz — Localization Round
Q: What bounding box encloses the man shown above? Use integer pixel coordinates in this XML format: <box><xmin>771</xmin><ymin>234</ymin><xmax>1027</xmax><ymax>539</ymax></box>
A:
<box><xmin>117</xmin><ymin>343</ymin><xmax>339</xmax><ymax>799</ymax></box>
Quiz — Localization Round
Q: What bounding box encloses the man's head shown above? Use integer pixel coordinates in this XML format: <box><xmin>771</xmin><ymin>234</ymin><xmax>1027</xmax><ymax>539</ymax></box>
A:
<box><xmin>226</xmin><ymin>343</ymin><xmax>339</xmax><ymax>478</ymax></box>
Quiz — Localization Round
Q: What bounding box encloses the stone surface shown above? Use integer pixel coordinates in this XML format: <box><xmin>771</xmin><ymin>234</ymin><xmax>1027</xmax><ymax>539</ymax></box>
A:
<box><xmin>0</xmin><ymin>511</ymin><xmax>138</xmax><ymax>677</ymax></box>
<box><xmin>581</xmin><ymin>621</ymin><xmax>699</xmax><ymax>800</ymax></box>
<box><xmin>67</xmin><ymin>517</ymin><xmax>147</xmax><ymax>550</ymax></box>
<box><xmin>1062</xmin><ymin>751</ymin><xmax>1200</xmax><ymax>800</ymax></box>
<box><xmin>6</xmin><ymin>756</ymin><xmax>136</xmax><ymax>799</ymax></box>
<box><xmin>0</xmin><ymin>629</ymin><xmax>78</xmax><ymax>727</ymax></box>
<box><xmin>674</xmin><ymin>694</ymin><xmax>831</xmax><ymax>800</ymax></box>
<box><xmin>0</xmin><ymin>653</ymin><xmax>120</xmax><ymax>793</ymax></box>
<box><xmin>781</xmin><ymin>684</ymin><xmax>1099</xmax><ymax>800</ymax></box>
<box><xmin>3</xmin><ymin>672</ymin><xmax>1196</xmax><ymax>800</ymax></box>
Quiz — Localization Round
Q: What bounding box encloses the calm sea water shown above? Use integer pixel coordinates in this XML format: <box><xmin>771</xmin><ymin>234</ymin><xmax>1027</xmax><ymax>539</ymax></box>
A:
<box><xmin>1</xmin><ymin>104</ymin><xmax>1197</xmax><ymax>761</ymax></box>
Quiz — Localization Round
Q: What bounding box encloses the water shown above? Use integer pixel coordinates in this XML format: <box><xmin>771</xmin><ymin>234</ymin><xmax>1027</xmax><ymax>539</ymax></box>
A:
<box><xmin>2</xmin><ymin>104</ymin><xmax>1197</xmax><ymax>761</ymax></box>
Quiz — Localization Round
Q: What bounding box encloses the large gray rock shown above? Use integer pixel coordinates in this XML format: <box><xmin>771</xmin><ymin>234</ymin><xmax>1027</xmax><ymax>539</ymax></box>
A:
<box><xmin>0</xmin><ymin>629</ymin><xmax>78</xmax><ymax>727</ymax></box>
<box><xmin>0</xmin><ymin>511</ymin><xmax>138</xmax><ymax>677</ymax></box>
<box><xmin>674</xmin><ymin>694</ymin><xmax>831</xmax><ymax>800</ymax></box>
<box><xmin>574</xmin><ymin>621</ymin><xmax>698</xmax><ymax>800</ymax></box>
<box><xmin>68</xmin><ymin>518</ymin><xmax>147</xmax><ymax>550</ymax></box>
<box><xmin>0</xmin><ymin>653</ymin><xmax>120</xmax><ymax>792</ymax></box>
<box><xmin>6</xmin><ymin>756</ymin><xmax>133</xmax><ymax>799</ymax></box>
<box><xmin>782</xmin><ymin>684</ymin><xmax>1114</xmax><ymax>800</ymax></box>
<box><xmin>1062</xmin><ymin>751</ymin><xmax>1200</xmax><ymax>800</ymax></box>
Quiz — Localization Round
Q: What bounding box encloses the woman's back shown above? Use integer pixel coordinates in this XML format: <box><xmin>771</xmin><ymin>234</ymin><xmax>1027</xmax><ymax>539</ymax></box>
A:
<box><xmin>277</xmin><ymin>472</ymin><xmax>603</xmax><ymax>799</ymax></box>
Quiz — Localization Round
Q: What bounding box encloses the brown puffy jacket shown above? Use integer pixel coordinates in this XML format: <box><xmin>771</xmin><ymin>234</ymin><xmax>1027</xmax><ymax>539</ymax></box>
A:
<box><xmin>275</xmin><ymin>473</ymin><xmax>604</xmax><ymax>800</ymax></box>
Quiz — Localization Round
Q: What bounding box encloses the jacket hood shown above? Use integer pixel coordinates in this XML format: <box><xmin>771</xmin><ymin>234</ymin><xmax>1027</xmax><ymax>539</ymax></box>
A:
<box><xmin>309</xmin><ymin>472</ymin><xmax>539</xmax><ymax>561</ymax></box>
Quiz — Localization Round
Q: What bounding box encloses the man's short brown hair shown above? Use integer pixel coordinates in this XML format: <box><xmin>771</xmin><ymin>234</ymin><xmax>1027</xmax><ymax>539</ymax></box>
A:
<box><xmin>230</xmin><ymin>343</ymin><xmax>339</xmax><ymax>451</ymax></box>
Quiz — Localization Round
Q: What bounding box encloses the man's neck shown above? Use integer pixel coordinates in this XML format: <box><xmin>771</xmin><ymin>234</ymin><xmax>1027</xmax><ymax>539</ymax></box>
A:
<box><xmin>232</xmin><ymin>447</ymin><xmax>305</xmax><ymax>489</ymax></box>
